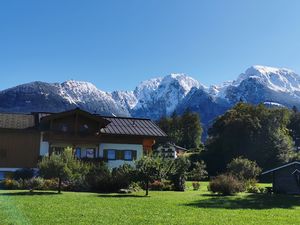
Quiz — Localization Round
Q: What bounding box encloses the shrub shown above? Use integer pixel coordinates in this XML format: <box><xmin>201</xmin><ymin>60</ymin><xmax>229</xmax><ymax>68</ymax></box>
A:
<box><xmin>192</xmin><ymin>182</ymin><xmax>200</xmax><ymax>191</ymax></box>
<box><xmin>227</xmin><ymin>157</ymin><xmax>261</xmax><ymax>181</ymax></box>
<box><xmin>85</xmin><ymin>162</ymin><xmax>112</xmax><ymax>192</ymax></box>
<box><xmin>208</xmin><ymin>174</ymin><xmax>245</xmax><ymax>195</ymax></box>
<box><xmin>128</xmin><ymin>182</ymin><xmax>142</xmax><ymax>192</ymax></box>
<box><xmin>13</xmin><ymin>168</ymin><xmax>35</xmax><ymax>180</ymax></box>
<box><xmin>149</xmin><ymin>180</ymin><xmax>173</xmax><ymax>191</ymax></box>
<box><xmin>1</xmin><ymin>179</ymin><xmax>20</xmax><ymax>189</ymax></box>
<box><xmin>246</xmin><ymin>185</ymin><xmax>260</xmax><ymax>194</ymax></box>
<box><xmin>111</xmin><ymin>164</ymin><xmax>134</xmax><ymax>191</ymax></box>
<box><xmin>28</xmin><ymin>177</ymin><xmax>45</xmax><ymax>190</ymax></box>
<box><xmin>149</xmin><ymin>180</ymin><xmax>164</xmax><ymax>190</ymax></box>
<box><xmin>188</xmin><ymin>161</ymin><xmax>208</xmax><ymax>181</ymax></box>
<box><xmin>43</xmin><ymin>179</ymin><xmax>58</xmax><ymax>190</ymax></box>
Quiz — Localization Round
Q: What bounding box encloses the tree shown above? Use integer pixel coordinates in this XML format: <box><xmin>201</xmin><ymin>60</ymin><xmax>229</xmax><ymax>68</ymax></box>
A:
<box><xmin>38</xmin><ymin>148</ymin><xmax>88</xmax><ymax>193</ymax></box>
<box><xmin>157</xmin><ymin>110</ymin><xmax>203</xmax><ymax>151</ymax></box>
<box><xmin>189</xmin><ymin>161</ymin><xmax>208</xmax><ymax>181</ymax></box>
<box><xmin>179</xmin><ymin>110</ymin><xmax>203</xmax><ymax>150</ymax></box>
<box><xmin>170</xmin><ymin>156</ymin><xmax>191</xmax><ymax>191</ymax></box>
<box><xmin>205</xmin><ymin>103</ymin><xmax>294</xmax><ymax>175</ymax></box>
<box><xmin>135</xmin><ymin>156</ymin><xmax>173</xmax><ymax>196</ymax></box>
<box><xmin>227</xmin><ymin>157</ymin><xmax>261</xmax><ymax>181</ymax></box>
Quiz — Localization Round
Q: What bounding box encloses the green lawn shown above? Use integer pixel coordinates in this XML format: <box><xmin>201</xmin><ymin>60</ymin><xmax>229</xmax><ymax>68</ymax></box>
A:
<box><xmin>0</xmin><ymin>182</ymin><xmax>300</xmax><ymax>225</ymax></box>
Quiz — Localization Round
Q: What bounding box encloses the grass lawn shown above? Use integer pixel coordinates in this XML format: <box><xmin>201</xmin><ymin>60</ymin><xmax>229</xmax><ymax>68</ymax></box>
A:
<box><xmin>1</xmin><ymin>182</ymin><xmax>300</xmax><ymax>225</ymax></box>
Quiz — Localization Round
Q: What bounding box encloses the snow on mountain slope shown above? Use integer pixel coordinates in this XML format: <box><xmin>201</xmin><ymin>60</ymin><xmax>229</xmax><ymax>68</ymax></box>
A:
<box><xmin>111</xmin><ymin>90</ymin><xmax>137</xmax><ymax>111</ymax></box>
<box><xmin>132</xmin><ymin>74</ymin><xmax>202</xmax><ymax>119</ymax></box>
<box><xmin>235</xmin><ymin>65</ymin><xmax>300</xmax><ymax>93</ymax></box>
<box><xmin>0</xmin><ymin>80</ymin><xmax>130</xmax><ymax>116</ymax></box>
<box><xmin>223</xmin><ymin>65</ymin><xmax>300</xmax><ymax>108</ymax></box>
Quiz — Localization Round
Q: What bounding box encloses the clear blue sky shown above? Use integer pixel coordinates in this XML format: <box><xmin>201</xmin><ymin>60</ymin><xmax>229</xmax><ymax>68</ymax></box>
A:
<box><xmin>1</xmin><ymin>0</ymin><xmax>300</xmax><ymax>91</ymax></box>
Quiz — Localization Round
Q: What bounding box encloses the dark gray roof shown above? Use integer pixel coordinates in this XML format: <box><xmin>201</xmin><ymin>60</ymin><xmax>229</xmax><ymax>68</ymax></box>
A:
<box><xmin>262</xmin><ymin>161</ymin><xmax>300</xmax><ymax>175</ymax></box>
<box><xmin>100</xmin><ymin>116</ymin><xmax>167</xmax><ymax>137</ymax></box>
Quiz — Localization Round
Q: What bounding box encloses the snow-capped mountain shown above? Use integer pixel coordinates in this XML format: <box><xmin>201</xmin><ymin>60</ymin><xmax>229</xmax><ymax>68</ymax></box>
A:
<box><xmin>131</xmin><ymin>74</ymin><xmax>201</xmax><ymax>119</ymax></box>
<box><xmin>1</xmin><ymin>65</ymin><xmax>300</xmax><ymax>129</ymax></box>
<box><xmin>223</xmin><ymin>65</ymin><xmax>300</xmax><ymax>108</ymax></box>
<box><xmin>0</xmin><ymin>80</ymin><xmax>130</xmax><ymax>116</ymax></box>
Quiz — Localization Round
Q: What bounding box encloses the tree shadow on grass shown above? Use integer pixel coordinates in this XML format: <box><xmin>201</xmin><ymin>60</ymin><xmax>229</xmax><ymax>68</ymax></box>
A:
<box><xmin>97</xmin><ymin>194</ymin><xmax>147</xmax><ymax>198</ymax></box>
<box><xmin>184</xmin><ymin>194</ymin><xmax>300</xmax><ymax>210</ymax></box>
<box><xmin>0</xmin><ymin>191</ymin><xmax>59</xmax><ymax>196</ymax></box>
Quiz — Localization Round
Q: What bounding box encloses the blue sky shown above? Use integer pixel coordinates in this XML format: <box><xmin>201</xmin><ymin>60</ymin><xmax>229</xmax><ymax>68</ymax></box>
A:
<box><xmin>1</xmin><ymin>0</ymin><xmax>300</xmax><ymax>91</ymax></box>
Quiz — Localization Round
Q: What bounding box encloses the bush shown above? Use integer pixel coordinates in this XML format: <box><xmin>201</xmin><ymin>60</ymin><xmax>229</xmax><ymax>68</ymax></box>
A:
<box><xmin>188</xmin><ymin>161</ymin><xmax>208</xmax><ymax>181</ymax></box>
<box><xmin>13</xmin><ymin>168</ymin><xmax>35</xmax><ymax>180</ymax></box>
<box><xmin>192</xmin><ymin>182</ymin><xmax>200</xmax><ymax>191</ymax></box>
<box><xmin>29</xmin><ymin>177</ymin><xmax>45</xmax><ymax>190</ymax></box>
<box><xmin>1</xmin><ymin>179</ymin><xmax>20</xmax><ymax>189</ymax></box>
<box><xmin>149</xmin><ymin>180</ymin><xmax>164</xmax><ymax>190</ymax></box>
<box><xmin>208</xmin><ymin>174</ymin><xmax>245</xmax><ymax>195</ymax></box>
<box><xmin>246</xmin><ymin>185</ymin><xmax>260</xmax><ymax>194</ymax></box>
<box><xmin>227</xmin><ymin>157</ymin><xmax>261</xmax><ymax>181</ymax></box>
<box><xmin>128</xmin><ymin>182</ymin><xmax>142</xmax><ymax>192</ymax></box>
<box><xmin>111</xmin><ymin>164</ymin><xmax>134</xmax><ymax>191</ymax></box>
<box><xmin>43</xmin><ymin>179</ymin><xmax>58</xmax><ymax>190</ymax></box>
<box><xmin>246</xmin><ymin>183</ymin><xmax>266</xmax><ymax>194</ymax></box>
<box><xmin>85</xmin><ymin>162</ymin><xmax>112</xmax><ymax>192</ymax></box>
<box><xmin>149</xmin><ymin>180</ymin><xmax>173</xmax><ymax>191</ymax></box>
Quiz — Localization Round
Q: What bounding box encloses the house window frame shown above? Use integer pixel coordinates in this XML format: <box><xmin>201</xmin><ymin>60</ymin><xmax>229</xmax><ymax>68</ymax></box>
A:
<box><xmin>124</xmin><ymin>150</ymin><xmax>133</xmax><ymax>161</ymax></box>
<box><xmin>107</xmin><ymin>149</ymin><xmax>116</xmax><ymax>160</ymax></box>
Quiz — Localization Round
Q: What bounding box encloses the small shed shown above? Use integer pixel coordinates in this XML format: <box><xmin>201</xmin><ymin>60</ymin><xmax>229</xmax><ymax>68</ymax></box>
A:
<box><xmin>262</xmin><ymin>161</ymin><xmax>300</xmax><ymax>194</ymax></box>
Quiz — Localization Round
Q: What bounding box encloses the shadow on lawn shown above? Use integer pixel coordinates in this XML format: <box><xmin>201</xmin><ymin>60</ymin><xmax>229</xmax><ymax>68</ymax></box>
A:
<box><xmin>184</xmin><ymin>194</ymin><xmax>300</xmax><ymax>209</ymax></box>
<box><xmin>97</xmin><ymin>194</ymin><xmax>146</xmax><ymax>198</ymax></box>
<box><xmin>0</xmin><ymin>191</ymin><xmax>59</xmax><ymax>196</ymax></box>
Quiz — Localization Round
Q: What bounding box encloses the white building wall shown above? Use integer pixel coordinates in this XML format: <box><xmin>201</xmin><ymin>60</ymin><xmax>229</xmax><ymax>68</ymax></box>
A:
<box><xmin>99</xmin><ymin>143</ymin><xmax>143</xmax><ymax>169</ymax></box>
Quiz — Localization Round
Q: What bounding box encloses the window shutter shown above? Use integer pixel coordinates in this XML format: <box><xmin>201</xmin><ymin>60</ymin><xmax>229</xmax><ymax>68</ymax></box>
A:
<box><xmin>132</xmin><ymin>150</ymin><xmax>137</xmax><ymax>160</ymax></box>
<box><xmin>103</xmin><ymin>149</ymin><xmax>108</xmax><ymax>159</ymax></box>
<box><xmin>116</xmin><ymin>150</ymin><xmax>124</xmax><ymax>160</ymax></box>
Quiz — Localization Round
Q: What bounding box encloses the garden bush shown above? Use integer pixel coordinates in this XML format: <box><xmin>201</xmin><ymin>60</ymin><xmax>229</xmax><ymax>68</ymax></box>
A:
<box><xmin>128</xmin><ymin>182</ymin><xmax>142</xmax><ymax>192</ymax></box>
<box><xmin>227</xmin><ymin>157</ymin><xmax>261</xmax><ymax>181</ymax></box>
<box><xmin>192</xmin><ymin>182</ymin><xmax>200</xmax><ymax>191</ymax></box>
<box><xmin>208</xmin><ymin>174</ymin><xmax>245</xmax><ymax>195</ymax></box>
<box><xmin>149</xmin><ymin>180</ymin><xmax>173</xmax><ymax>191</ymax></box>
<box><xmin>1</xmin><ymin>179</ymin><xmax>21</xmax><ymax>189</ymax></box>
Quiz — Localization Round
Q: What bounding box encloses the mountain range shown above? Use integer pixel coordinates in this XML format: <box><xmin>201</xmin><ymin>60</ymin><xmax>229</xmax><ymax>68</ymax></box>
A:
<box><xmin>1</xmin><ymin>65</ymin><xmax>300</xmax><ymax>128</ymax></box>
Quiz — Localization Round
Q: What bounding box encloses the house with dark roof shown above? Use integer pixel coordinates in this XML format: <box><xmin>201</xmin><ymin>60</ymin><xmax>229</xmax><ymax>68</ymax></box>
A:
<box><xmin>0</xmin><ymin>108</ymin><xmax>167</xmax><ymax>176</ymax></box>
<box><xmin>154</xmin><ymin>142</ymin><xmax>188</xmax><ymax>159</ymax></box>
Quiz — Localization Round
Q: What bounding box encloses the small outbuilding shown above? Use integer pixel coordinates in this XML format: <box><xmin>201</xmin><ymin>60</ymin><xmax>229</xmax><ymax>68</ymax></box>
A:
<box><xmin>262</xmin><ymin>161</ymin><xmax>300</xmax><ymax>194</ymax></box>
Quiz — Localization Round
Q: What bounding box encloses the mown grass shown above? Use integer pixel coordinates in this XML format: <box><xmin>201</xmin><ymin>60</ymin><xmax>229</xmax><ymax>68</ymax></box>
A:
<box><xmin>0</xmin><ymin>182</ymin><xmax>299</xmax><ymax>225</ymax></box>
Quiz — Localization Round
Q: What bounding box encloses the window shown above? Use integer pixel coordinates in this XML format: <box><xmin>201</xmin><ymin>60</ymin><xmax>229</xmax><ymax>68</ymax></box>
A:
<box><xmin>75</xmin><ymin>148</ymin><xmax>81</xmax><ymax>158</ymax></box>
<box><xmin>104</xmin><ymin>149</ymin><xmax>137</xmax><ymax>161</ymax></box>
<box><xmin>107</xmin><ymin>150</ymin><xmax>116</xmax><ymax>160</ymax></box>
<box><xmin>124</xmin><ymin>150</ymin><xmax>132</xmax><ymax>161</ymax></box>
<box><xmin>86</xmin><ymin>149</ymin><xmax>95</xmax><ymax>158</ymax></box>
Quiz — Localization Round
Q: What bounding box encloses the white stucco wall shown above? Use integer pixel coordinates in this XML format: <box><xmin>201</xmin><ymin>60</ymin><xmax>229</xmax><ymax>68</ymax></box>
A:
<box><xmin>40</xmin><ymin>133</ymin><xmax>49</xmax><ymax>156</ymax></box>
<box><xmin>99</xmin><ymin>143</ymin><xmax>143</xmax><ymax>169</ymax></box>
